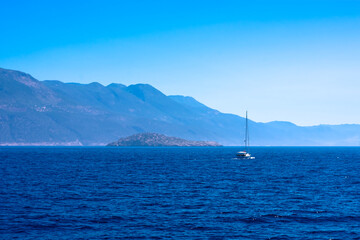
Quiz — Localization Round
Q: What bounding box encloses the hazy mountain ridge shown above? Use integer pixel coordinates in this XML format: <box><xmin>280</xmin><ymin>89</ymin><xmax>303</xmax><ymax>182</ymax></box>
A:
<box><xmin>1</xmin><ymin>67</ymin><xmax>359</xmax><ymax>146</ymax></box>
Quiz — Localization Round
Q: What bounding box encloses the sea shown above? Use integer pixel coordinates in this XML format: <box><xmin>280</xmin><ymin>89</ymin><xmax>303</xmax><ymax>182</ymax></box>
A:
<box><xmin>1</xmin><ymin>147</ymin><xmax>360</xmax><ymax>239</ymax></box>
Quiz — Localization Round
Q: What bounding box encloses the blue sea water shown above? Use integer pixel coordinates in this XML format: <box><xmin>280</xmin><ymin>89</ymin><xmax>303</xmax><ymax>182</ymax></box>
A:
<box><xmin>1</xmin><ymin>147</ymin><xmax>360</xmax><ymax>239</ymax></box>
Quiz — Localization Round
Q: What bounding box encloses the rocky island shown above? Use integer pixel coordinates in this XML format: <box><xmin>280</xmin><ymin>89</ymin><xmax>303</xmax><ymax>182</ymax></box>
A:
<box><xmin>107</xmin><ymin>133</ymin><xmax>222</xmax><ymax>147</ymax></box>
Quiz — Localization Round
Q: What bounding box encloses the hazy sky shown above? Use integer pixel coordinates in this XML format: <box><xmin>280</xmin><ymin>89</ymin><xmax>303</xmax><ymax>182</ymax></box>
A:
<box><xmin>1</xmin><ymin>0</ymin><xmax>360</xmax><ymax>126</ymax></box>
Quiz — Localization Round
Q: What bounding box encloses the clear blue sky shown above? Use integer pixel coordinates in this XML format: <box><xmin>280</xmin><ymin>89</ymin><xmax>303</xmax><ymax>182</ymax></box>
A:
<box><xmin>1</xmin><ymin>0</ymin><xmax>360</xmax><ymax>126</ymax></box>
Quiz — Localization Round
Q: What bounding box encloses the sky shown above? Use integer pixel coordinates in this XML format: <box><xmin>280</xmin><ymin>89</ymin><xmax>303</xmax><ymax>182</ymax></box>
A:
<box><xmin>1</xmin><ymin>0</ymin><xmax>360</xmax><ymax>126</ymax></box>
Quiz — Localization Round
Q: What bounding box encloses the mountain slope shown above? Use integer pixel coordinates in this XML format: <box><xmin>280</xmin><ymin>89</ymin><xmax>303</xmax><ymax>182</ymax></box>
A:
<box><xmin>1</xmin><ymin>67</ymin><xmax>359</xmax><ymax>146</ymax></box>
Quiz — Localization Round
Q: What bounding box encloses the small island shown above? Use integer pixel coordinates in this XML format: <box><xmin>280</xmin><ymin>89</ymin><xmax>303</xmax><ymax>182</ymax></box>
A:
<box><xmin>107</xmin><ymin>133</ymin><xmax>222</xmax><ymax>147</ymax></box>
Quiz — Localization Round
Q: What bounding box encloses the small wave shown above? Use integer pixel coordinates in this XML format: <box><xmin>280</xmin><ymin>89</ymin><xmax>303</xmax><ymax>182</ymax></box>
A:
<box><xmin>24</xmin><ymin>222</ymin><xmax>61</xmax><ymax>230</ymax></box>
<box><xmin>89</xmin><ymin>215</ymin><xmax>125</xmax><ymax>224</ymax></box>
<box><xmin>75</xmin><ymin>225</ymin><xmax>95</xmax><ymax>230</ymax></box>
<box><xmin>216</xmin><ymin>214</ymin><xmax>360</xmax><ymax>224</ymax></box>
<box><xmin>308</xmin><ymin>230</ymin><xmax>347</xmax><ymax>235</ymax></box>
<box><xmin>190</xmin><ymin>226</ymin><xmax>222</xmax><ymax>231</ymax></box>
<box><xmin>216</xmin><ymin>216</ymin><xmax>269</xmax><ymax>224</ymax></box>
<box><xmin>182</xmin><ymin>204</ymin><xmax>205</xmax><ymax>209</ymax></box>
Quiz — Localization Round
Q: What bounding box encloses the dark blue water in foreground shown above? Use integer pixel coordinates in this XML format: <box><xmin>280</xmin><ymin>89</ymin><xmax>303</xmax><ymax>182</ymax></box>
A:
<box><xmin>1</xmin><ymin>147</ymin><xmax>360</xmax><ymax>239</ymax></box>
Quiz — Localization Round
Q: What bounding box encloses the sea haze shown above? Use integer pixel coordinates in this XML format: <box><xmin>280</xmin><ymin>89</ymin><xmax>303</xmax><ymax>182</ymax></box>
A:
<box><xmin>1</xmin><ymin>147</ymin><xmax>360</xmax><ymax>239</ymax></box>
<box><xmin>1</xmin><ymin>67</ymin><xmax>360</xmax><ymax>146</ymax></box>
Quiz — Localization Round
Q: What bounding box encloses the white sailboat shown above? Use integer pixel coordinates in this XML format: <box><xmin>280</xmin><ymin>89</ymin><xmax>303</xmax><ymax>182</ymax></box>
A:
<box><xmin>236</xmin><ymin>111</ymin><xmax>255</xmax><ymax>159</ymax></box>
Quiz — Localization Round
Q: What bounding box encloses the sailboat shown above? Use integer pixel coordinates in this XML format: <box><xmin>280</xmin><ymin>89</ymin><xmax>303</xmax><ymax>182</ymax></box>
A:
<box><xmin>236</xmin><ymin>111</ymin><xmax>255</xmax><ymax>159</ymax></box>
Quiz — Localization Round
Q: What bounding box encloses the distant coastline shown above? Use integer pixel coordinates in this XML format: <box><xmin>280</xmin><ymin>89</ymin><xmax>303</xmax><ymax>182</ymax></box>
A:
<box><xmin>0</xmin><ymin>141</ymin><xmax>83</xmax><ymax>146</ymax></box>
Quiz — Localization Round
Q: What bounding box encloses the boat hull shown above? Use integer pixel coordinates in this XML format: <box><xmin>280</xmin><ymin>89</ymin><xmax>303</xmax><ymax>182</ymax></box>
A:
<box><xmin>236</xmin><ymin>151</ymin><xmax>252</xmax><ymax>159</ymax></box>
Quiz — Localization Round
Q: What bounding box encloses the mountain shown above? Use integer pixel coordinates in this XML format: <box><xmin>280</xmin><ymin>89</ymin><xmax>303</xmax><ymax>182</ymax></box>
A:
<box><xmin>107</xmin><ymin>133</ymin><xmax>221</xmax><ymax>147</ymax></box>
<box><xmin>1</xmin><ymin>67</ymin><xmax>359</xmax><ymax>146</ymax></box>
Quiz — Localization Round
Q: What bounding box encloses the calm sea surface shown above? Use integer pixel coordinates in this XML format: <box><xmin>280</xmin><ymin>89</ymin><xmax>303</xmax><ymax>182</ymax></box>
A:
<box><xmin>1</xmin><ymin>147</ymin><xmax>360</xmax><ymax>239</ymax></box>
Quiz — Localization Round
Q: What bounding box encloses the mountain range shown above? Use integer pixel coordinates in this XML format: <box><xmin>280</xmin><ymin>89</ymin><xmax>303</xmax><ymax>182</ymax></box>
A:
<box><xmin>0</xmin><ymin>67</ymin><xmax>359</xmax><ymax>146</ymax></box>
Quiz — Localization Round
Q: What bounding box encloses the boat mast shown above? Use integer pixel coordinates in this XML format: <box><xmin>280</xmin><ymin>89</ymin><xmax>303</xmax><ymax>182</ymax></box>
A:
<box><xmin>244</xmin><ymin>111</ymin><xmax>249</xmax><ymax>152</ymax></box>
<box><xmin>247</xmin><ymin>111</ymin><xmax>250</xmax><ymax>153</ymax></box>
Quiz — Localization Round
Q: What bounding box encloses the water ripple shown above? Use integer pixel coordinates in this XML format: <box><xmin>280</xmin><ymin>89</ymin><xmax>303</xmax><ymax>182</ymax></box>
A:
<box><xmin>1</xmin><ymin>146</ymin><xmax>360</xmax><ymax>239</ymax></box>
